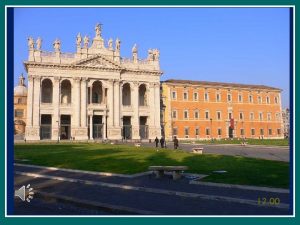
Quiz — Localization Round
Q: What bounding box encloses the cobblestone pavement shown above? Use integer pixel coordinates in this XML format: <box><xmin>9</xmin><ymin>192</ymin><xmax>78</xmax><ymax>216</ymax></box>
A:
<box><xmin>14</xmin><ymin>164</ymin><xmax>291</xmax><ymax>215</ymax></box>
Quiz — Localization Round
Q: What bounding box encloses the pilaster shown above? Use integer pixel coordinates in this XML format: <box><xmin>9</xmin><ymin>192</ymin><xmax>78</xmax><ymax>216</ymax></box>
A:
<box><xmin>81</xmin><ymin>78</ymin><xmax>88</xmax><ymax>128</ymax></box>
<box><xmin>131</xmin><ymin>82</ymin><xmax>140</xmax><ymax>140</ymax></box>
<box><xmin>51</xmin><ymin>76</ymin><xmax>60</xmax><ymax>140</ymax></box>
<box><xmin>25</xmin><ymin>76</ymin><xmax>41</xmax><ymax>140</ymax></box>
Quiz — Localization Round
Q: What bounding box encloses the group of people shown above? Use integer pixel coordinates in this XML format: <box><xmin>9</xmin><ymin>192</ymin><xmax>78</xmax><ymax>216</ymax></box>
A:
<box><xmin>154</xmin><ymin>136</ymin><xmax>179</xmax><ymax>149</ymax></box>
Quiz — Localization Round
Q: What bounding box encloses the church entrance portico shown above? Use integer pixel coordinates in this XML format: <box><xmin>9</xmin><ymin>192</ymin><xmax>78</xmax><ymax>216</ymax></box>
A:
<box><xmin>24</xmin><ymin>24</ymin><xmax>162</xmax><ymax>141</ymax></box>
<box><xmin>88</xmin><ymin>109</ymin><xmax>107</xmax><ymax>140</ymax></box>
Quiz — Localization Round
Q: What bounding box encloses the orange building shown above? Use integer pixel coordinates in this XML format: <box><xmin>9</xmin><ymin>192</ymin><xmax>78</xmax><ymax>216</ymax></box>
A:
<box><xmin>161</xmin><ymin>79</ymin><xmax>284</xmax><ymax>140</ymax></box>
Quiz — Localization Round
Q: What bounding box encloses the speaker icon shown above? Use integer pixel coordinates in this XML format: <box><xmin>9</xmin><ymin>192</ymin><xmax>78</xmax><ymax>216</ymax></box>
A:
<box><xmin>15</xmin><ymin>184</ymin><xmax>34</xmax><ymax>202</ymax></box>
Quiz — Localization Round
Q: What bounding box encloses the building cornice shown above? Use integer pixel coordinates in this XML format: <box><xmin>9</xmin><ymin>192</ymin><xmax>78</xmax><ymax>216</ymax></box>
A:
<box><xmin>24</xmin><ymin>61</ymin><xmax>163</xmax><ymax>76</ymax></box>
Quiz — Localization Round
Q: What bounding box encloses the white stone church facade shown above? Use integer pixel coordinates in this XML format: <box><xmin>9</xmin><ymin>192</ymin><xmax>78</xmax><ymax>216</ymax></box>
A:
<box><xmin>25</xmin><ymin>24</ymin><xmax>162</xmax><ymax>141</ymax></box>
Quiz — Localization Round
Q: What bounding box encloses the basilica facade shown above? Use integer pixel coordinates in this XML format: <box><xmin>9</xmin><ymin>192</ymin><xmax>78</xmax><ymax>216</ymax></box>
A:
<box><xmin>25</xmin><ymin>24</ymin><xmax>162</xmax><ymax>141</ymax></box>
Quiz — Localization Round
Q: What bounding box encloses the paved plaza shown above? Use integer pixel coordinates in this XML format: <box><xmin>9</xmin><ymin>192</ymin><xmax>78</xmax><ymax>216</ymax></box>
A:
<box><xmin>14</xmin><ymin>164</ymin><xmax>290</xmax><ymax>215</ymax></box>
<box><xmin>140</xmin><ymin>142</ymin><xmax>290</xmax><ymax>162</ymax></box>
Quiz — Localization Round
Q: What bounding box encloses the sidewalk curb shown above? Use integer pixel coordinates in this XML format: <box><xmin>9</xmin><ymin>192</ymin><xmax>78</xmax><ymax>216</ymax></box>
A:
<box><xmin>190</xmin><ymin>180</ymin><xmax>289</xmax><ymax>193</ymax></box>
<box><xmin>16</xmin><ymin>171</ymin><xmax>289</xmax><ymax>210</ymax></box>
<box><xmin>14</xmin><ymin>163</ymin><xmax>152</xmax><ymax>178</ymax></box>
<box><xmin>15</xmin><ymin>163</ymin><xmax>288</xmax><ymax>193</ymax></box>
<box><xmin>181</xmin><ymin>143</ymin><xmax>289</xmax><ymax>149</ymax></box>
<box><xmin>36</xmin><ymin>191</ymin><xmax>159</xmax><ymax>215</ymax></box>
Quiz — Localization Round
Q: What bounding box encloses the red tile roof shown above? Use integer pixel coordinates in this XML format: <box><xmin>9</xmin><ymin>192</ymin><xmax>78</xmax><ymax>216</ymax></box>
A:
<box><xmin>162</xmin><ymin>79</ymin><xmax>281</xmax><ymax>91</ymax></box>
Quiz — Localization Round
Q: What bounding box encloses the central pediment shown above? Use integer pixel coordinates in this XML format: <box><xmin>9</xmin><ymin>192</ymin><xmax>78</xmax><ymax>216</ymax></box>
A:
<box><xmin>73</xmin><ymin>54</ymin><xmax>121</xmax><ymax>69</ymax></box>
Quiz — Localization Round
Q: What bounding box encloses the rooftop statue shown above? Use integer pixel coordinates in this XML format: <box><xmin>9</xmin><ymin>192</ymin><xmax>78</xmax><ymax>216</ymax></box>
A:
<box><xmin>132</xmin><ymin>44</ymin><xmax>138</xmax><ymax>53</ymax></box>
<box><xmin>36</xmin><ymin>37</ymin><xmax>42</xmax><ymax>50</ymax></box>
<box><xmin>148</xmin><ymin>49</ymin><xmax>153</xmax><ymax>61</ymax></box>
<box><xmin>95</xmin><ymin>23</ymin><xmax>102</xmax><ymax>38</ymax></box>
<box><xmin>53</xmin><ymin>39</ymin><xmax>61</xmax><ymax>52</ymax></box>
<box><xmin>115</xmin><ymin>38</ymin><xmax>121</xmax><ymax>51</ymax></box>
<box><xmin>19</xmin><ymin>73</ymin><xmax>25</xmax><ymax>86</ymax></box>
<box><xmin>83</xmin><ymin>35</ymin><xmax>89</xmax><ymax>48</ymax></box>
<box><xmin>76</xmin><ymin>33</ymin><xmax>82</xmax><ymax>46</ymax></box>
<box><xmin>108</xmin><ymin>38</ymin><xmax>113</xmax><ymax>50</ymax></box>
<box><xmin>132</xmin><ymin>44</ymin><xmax>138</xmax><ymax>62</ymax></box>
<box><xmin>153</xmin><ymin>49</ymin><xmax>160</xmax><ymax>61</ymax></box>
<box><xmin>28</xmin><ymin>37</ymin><xmax>34</xmax><ymax>50</ymax></box>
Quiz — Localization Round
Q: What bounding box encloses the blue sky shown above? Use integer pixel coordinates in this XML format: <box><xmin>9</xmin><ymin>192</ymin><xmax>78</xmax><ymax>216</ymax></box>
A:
<box><xmin>13</xmin><ymin>7</ymin><xmax>290</xmax><ymax>108</ymax></box>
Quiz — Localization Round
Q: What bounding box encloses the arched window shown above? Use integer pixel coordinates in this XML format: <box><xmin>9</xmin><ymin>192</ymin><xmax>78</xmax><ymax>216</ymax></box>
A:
<box><xmin>92</xmin><ymin>81</ymin><xmax>103</xmax><ymax>104</ymax></box>
<box><xmin>139</xmin><ymin>84</ymin><xmax>147</xmax><ymax>106</ymax></box>
<box><xmin>122</xmin><ymin>83</ymin><xmax>131</xmax><ymax>106</ymax></box>
<box><xmin>41</xmin><ymin>79</ymin><xmax>53</xmax><ymax>103</ymax></box>
<box><xmin>61</xmin><ymin>79</ymin><xmax>72</xmax><ymax>104</ymax></box>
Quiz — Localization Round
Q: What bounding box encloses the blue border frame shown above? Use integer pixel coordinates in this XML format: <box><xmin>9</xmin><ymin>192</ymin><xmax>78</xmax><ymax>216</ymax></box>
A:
<box><xmin>288</xmin><ymin>7</ymin><xmax>294</xmax><ymax>215</ymax></box>
<box><xmin>7</xmin><ymin>7</ymin><xmax>15</xmax><ymax>215</ymax></box>
<box><xmin>6</xmin><ymin>6</ymin><xmax>295</xmax><ymax>217</ymax></box>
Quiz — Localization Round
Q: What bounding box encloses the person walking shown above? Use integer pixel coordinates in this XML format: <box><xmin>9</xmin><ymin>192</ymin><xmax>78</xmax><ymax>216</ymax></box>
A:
<box><xmin>174</xmin><ymin>136</ymin><xmax>179</xmax><ymax>149</ymax></box>
<box><xmin>160</xmin><ymin>137</ymin><xmax>165</xmax><ymax>148</ymax></box>
<box><xmin>155</xmin><ymin>137</ymin><xmax>159</xmax><ymax>148</ymax></box>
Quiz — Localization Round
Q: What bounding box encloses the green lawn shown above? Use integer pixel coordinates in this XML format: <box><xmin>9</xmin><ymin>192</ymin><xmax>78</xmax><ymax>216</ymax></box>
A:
<box><xmin>182</xmin><ymin>138</ymin><xmax>289</xmax><ymax>146</ymax></box>
<box><xmin>14</xmin><ymin>143</ymin><xmax>289</xmax><ymax>188</ymax></box>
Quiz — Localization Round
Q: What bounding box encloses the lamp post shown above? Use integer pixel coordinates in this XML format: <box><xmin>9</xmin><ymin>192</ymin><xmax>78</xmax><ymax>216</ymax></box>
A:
<box><xmin>210</xmin><ymin>118</ymin><xmax>213</xmax><ymax>142</ymax></box>
<box><xmin>242</xmin><ymin>121</ymin><xmax>244</xmax><ymax>138</ymax></box>
<box><xmin>235</xmin><ymin>120</ymin><xmax>238</xmax><ymax>139</ymax></box>
<box><xmin>56</xmin><ymin>120</ymin><xmax>60</xmax><ymax>144</ymax></box>
<box><xmin>162</xmin><ymin>104</ymin><xmax>166</xmax><ymax>136</ymax></box>
<box><xmin>120</xmin><ymin>117</ymin><xmax>124</xmax><ymax>142</ymax></box>
<box><xmin>161</xmin><ymin>103</ymin><xmax>167</xmax><ymax>147</ymax></box>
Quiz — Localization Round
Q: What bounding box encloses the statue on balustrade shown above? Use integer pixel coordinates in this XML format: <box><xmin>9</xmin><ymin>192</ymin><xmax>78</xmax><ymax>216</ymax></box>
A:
<box><xmin>28</xmin><ymin>37</ymin><xmax>34</xmax><ymax>50</ymax></box>
<box><xmin>115</xmin><ymin>38</ymin><xmax>121</xmax><ymax>51</ymax></box>
<box><xmin>83</xmin><ymin>35</ymin><xmax>89</xmax><ymax>48</ymax></box>
<box><xmin>76</xmin><ymin>33</ymin><xmax>82</xmax><ymax>47</ymax></box>
<box><xmin>95</xmin><ymin>23</ymin><xmax>102</xmax><ymax>38</ymax></box>
<box><xmin>53</xmin><ymin>39</ymin><xmax>61</xmax><ymax>52</ymax></box>
<box><xmin>108</xmin><ymin>38</ymin><xmax>113</xmax><ymax>50</ymax></box>
<box><xmin>36</xmin><ymin>37</ymin><xmax>42</xmax><ymax>50</ymax></box>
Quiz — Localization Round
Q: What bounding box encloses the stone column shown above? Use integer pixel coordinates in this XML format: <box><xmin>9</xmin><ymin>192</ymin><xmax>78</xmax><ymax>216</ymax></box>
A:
<box><xmin>149</xmin><ymin>83</ymin><xmax>155</xmax><ymax>127</ymax></box>
<box><xmin>114</xmin><ymin>81</ymin><xmax>120</xmax><ymax>127</ymax></box>
<box><xmin>131</xmin><ymin>82</ymin><xmax>140</xmax><ymax>140</ymax></box>
<box><xmin>102</xmin><ymin>86</ymin><xmax>105</xmax><ymax>104</ymax></box>
<box><xmin>103</xmin><ymin>114</ymin><xmax>107</xmax><ymax>139</ymax></box>
<box><xmin>105</xmin><ymin>80</ymin><xmax>122</xmax><ymax>140</ymax></box>
<box><xmin>147</xmin><ymin>83</ymin><xmax>155</xmax><ymax>140</ymax></box>
<box><xmin>74</xmin><ymin>77</ymin><xmax>81</xmax><ymax>127</ymax></box>
<box><xmin>107</xmin><ymin>80</ymin><xmax>114</xmax><ymax>127</ymax></box>
<box><xmin>25</xmin><ymin>75</ymin><xmax>37</xmax><ymax>140</ymax></box>
<box><xmin>32</xmin><ymin>76</ymin><xmax>41</xmax><ymax>126</ymax></box>
<box><xmin>154</xmin><ymin>83</ymin><xmax>162</xmax><ymax>137</ymax></box>
<box><xmin>89</xmin><ymin>115</ymin><xmax>93</xmax><ymax>140</ymax></box>
<box><xmin>26</xmin><ymin>75</ymin><xmax>34</xmax><ymax>127</ymax></box>
<box><xmin>52</xmin><ymin>76</ymin><xmax>60</xmax><ymax>140</ymax></box>
<box><xmin>29</xmin><ymin>76</ymin><xmax>41</xmax><ymax>140</ymax></box>
<box><xmin>81</xmin><ymin>78</ymin><xmax>87</xmax><ymax>127</ymax></box>
<box><xmin>89</xmin><ymin>84</ymin><xmax>93</xmax><ymax>104</ymax></box>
